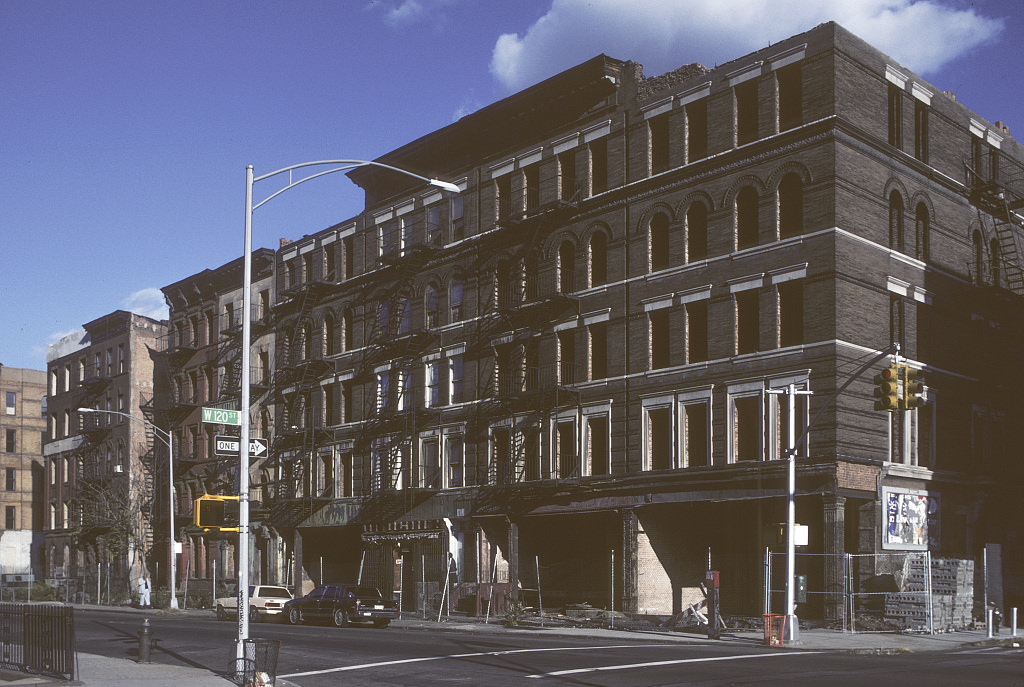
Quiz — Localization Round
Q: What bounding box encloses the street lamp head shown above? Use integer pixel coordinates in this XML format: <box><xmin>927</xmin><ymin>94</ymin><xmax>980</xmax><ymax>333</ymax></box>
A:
<box><xmin>77</xmin><ymin>407</ymin><xmax>96</xmax><ymax>413</ymax></box>
<box><xmin>428</xmin><ymin>179</ymin><xmax>461</xmax><ymax>194</ymax></box>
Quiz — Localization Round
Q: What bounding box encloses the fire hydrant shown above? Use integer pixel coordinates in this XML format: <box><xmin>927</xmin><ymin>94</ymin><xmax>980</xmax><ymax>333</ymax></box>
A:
<box><xmin>138</xmin><ymin>618</ymin><xmax>157</xmax><ymax>663</ymax></box>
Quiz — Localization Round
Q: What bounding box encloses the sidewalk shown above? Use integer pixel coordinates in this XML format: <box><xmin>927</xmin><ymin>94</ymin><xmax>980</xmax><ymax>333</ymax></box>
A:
<box><xmin>2</xmin><ymin>605</ymin><xmax>1019</xmax><ymax>685</ymax></box>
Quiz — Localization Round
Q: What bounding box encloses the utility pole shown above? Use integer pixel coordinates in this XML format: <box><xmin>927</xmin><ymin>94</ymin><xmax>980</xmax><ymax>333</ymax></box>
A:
<box><xmin>766</xmin><ymin>383</ymin><xmax>813</xmax><ymax>642</ymax></box>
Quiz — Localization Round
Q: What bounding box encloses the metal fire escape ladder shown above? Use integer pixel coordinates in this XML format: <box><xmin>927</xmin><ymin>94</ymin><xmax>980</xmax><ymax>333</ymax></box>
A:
<box><xmin>359</xmin><ymin>240</ymin><xmax>442</xmax><ymax>496</ymax></box>
<box><xmin>475</xmin><ymin>188</ymin><xmax>584</xmax><ymax>487</ymax></box>
<box><xmin>964</xmin><ymin>159</ymin><xmax>1024</xmax><ymax>295</ymax></box>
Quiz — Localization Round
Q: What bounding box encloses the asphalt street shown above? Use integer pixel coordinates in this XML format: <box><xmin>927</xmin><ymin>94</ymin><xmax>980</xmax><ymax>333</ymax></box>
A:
<box><xmin>51</xmin><ymin>606</ymin><xmax>1024</xmax><ymax>686</ymax></box>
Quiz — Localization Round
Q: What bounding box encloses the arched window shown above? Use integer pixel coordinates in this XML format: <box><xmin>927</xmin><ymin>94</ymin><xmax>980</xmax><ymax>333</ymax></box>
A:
<box><xmin>376</xmin><ymin>301</ymin><xmax>390</xmax><ymax>340</ymax></box>
<box><xmin>590</xmin><ymin>232</ymin><xmax>608</xmax><ymax>287</ymax></box>
<box><xmin>736</xmin><ymin>187</ymin><xmax>759</xmax><ymax>250</ymax></box>
<box><xmin>990</xmin><ymin>238</ymin><xmax>1001</xmax><ymax>288</ymax></box>
<box><xmin>558</xmin><ymin>241</ymin><xmax>576</xmax><ymax>293</ymax></box>
<box><xmin>300</xmin><ymin>321</ymin><xmax>312</xmax><ymax>360</ymax></box>
<box><xmin>650</xmin><ymin>213</ymin><xmax>670</xmax><ymax>272</ymax></box>
<box><xmin>424</xmin><ymin>284</ymin><xmax>440</xmax><ymax>328</ymax></box>
<box><xmin>778</xmin><ymin>173</ymin><xmax>803</xmax><ymax>239</ymax></box>
<box><xmin>450</xmin><ymin>277</ymin><xmax>464</xmax><ymax>322</ymax></box>
<box><xmin>973</xmin><ymin>230</ymin><xmax>984</xmax><ymax>284</ymax></box>
<box><xmin>260</xmin><ymin>468</ymin><xmax>272</xmax><ymax>506</ymax></box>
<box><xmin>524</xmin><ymin>252</ymin><xmax>540</xmax><ymax>301</ymax></box>
<box><xmin>496</xmin><ymin>259</ymin><xmax>516</xmax><ymax>309</ymax></box>
<box><xmin>398</xmin><ymin>295</ymin><xmax>412</xmax><ymax>335</ymax></box>
<box><xmin>342</xmin><ymin>309</ymin><xmax>353</xmax><ymax>351</ymax></box>
<box><xmin>323</xmin><ymin>313</ymin><xmax>336</xmax><ymax>356</ymax></box>
<box><xmin>915</xmin><ymin>203</ymin><xmax>930</xmax><ymax>262</ymax></box>
<box><xmin>889</xmin><ymin>191</ymin><xmax>904</xmax><ymax>252</ymax></box>
<box><xmin>686</xmin><ymin>201</ymin><xmax>708</xmax><ymax>262</ymax></box>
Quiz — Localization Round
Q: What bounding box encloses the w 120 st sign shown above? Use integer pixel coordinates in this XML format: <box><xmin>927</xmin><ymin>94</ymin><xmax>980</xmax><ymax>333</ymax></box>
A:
<box><xmin>214</xmin><ymin>435</ymin><xmax>268</xmax><ymax>458</ymax></box>
<box><xmin>201</xmin><ymin>407</ymin><xmax>241</xmax><ymax>426</ymax></box>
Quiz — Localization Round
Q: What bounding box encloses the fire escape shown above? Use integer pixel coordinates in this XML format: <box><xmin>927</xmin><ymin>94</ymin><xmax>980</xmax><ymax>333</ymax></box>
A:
<box><xmin>964</xmin><ymin>148</ymin><xmax>1024</xmax><ymax>295</ymax></box>
<box><xmin>354</xmin><ymin>230</ymin><xmax>444</xmax><ymax>513</ymax></box>
<box><xmin>264</xmin><ymin>272</ymin><xmax>335</xmax><ymax>530</ymax></box>
<box><xmin>471</xmin><ymin>183</ymin><xmax>582</xmax><ymax>491</ymax></box>
<box><xmin>78</xmin><ymin>371</ymin><xmax>157</xmax><ymax>566</ymax></box>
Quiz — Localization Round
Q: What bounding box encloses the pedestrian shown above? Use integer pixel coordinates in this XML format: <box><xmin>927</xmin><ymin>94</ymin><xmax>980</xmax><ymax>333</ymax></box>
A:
<box><xmin>138</xmin><ymin>573</ymin><xmax>152</xmax><ymax>608</ymax></box>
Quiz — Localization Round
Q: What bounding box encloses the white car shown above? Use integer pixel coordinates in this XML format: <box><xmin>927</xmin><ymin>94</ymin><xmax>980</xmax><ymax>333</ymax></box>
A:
<box><xmin>215</xmin><ymin>585</ymin><xmax>293</xmax><ymax>622</ymax></box>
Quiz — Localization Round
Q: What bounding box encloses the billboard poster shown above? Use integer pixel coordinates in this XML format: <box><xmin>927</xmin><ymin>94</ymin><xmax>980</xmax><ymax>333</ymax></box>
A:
<box><xmin>882</xmin><ymin>487</ymin><xmax>940</xmax><ymax>550</ymax></box>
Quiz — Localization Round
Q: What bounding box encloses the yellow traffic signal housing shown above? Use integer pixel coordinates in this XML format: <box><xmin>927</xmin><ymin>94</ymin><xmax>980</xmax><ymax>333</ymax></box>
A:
<box><xmin>903</xmin><ymin>367</ymin><xmax>925</xmax><ymax>409</ymax></box>
<box><xmin>194</xmin><ymin>494</ymin><xmax>240</xmax><ymax>531</ymax></box>
<box><xmin>873</xmin><ymin>364</ymin><xmax>900</xmax><ymax>411</ymax></box>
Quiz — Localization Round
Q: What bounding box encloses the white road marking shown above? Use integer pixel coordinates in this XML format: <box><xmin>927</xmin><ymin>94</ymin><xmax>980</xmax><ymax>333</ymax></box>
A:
<box><xmin>279</xmin><ymin>643</ymin><xmax>670</xmax><ymax>678</ymax></box>
<box><xmin>526</xmin><ymin>650</ymin><xmax>824</xmax><ymax>678</ymax></box>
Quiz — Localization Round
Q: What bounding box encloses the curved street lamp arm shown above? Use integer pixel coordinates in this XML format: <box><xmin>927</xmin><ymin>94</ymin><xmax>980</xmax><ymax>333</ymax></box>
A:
<box><xmin>251</xmin><ymin>159</ymin><xmax>459</xmax><ymax>212</ymax></box>
<box><xmin>77</xmin><ymin>407</ymin><xmax>170</xmax><ymax>445</ymax></box>
<box><xmin>789</xmin><ymin>342</ymin><xmax>900</xmax><ymax>457</ymax></box>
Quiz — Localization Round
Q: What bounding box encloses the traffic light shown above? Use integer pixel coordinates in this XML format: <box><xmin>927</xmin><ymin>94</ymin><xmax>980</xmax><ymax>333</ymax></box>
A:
<box><xmin>903</xmin><ymin>367</ymin><xmax>926</xmax><ymax>409</ymax></box>
<box><xmin>194</xmin><ymin>494</ymin><xmax>240</xmax><ymax>531</ymax></box>
<box><xmin>873</xmin><ymin>364</ymin><xmax>900</xmax><ymax>411</ymax></box>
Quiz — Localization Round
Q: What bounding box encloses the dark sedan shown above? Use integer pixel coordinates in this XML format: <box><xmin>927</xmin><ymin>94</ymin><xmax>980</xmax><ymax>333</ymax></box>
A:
<box><xmin>283</xmin><ymin>583</ymin><xmax>398</xmax><ymax>628</ymax></box>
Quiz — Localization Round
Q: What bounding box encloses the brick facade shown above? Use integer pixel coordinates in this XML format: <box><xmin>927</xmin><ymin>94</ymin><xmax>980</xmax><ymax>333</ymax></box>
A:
<box><xmin>52</xmin><ymin>22</ymin><xmax>1021</xmax><ymax>620</ymax></box>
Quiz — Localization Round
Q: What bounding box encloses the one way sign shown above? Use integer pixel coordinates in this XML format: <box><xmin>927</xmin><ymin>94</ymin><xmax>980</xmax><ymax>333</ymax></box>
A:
<box><xmin>214</xmin><ymin>435</ymin><xmax>268</xmax><ymax>458</ymax></box>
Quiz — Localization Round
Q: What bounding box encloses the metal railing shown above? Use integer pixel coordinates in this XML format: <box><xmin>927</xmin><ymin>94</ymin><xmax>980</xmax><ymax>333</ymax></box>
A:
<box><xmin>0</xmin><ymin>603</ymin><xmax>76</xmax><ymax>681</ymax></box>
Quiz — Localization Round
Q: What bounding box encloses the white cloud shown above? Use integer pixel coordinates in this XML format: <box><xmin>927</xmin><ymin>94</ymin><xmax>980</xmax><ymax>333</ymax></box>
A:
<box><xmin>490</xmin><ymin>0</ymin><xmax>1004</xmax><ymax>92</ymax></box>
<box><xmin>122</xmin><ymin>288</ymin><xmax>169</xmax><ymax>321</ymax></box>
<box><xmin>368</xmin><ymin>0</ymin><xmax>458</xmax><ymax>28</ymax></box>
<box><xmin>46</xmin><ymin>328</ymin><xmax>88</xmax><ymax>347</ymax></box>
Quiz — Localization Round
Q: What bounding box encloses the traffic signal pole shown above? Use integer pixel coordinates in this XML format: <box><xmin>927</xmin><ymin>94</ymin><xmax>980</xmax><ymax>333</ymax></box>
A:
<box><xmin>788</xmin><ymin>343</ymin><xmax>900</xmax><ymax>460</ymax></box>
<box><xmin>768</xmin><ymin>343</ymin><xmax>899</xmax><ymax>641</ymax></box>
<box><xmin>237</xmin><ymin>165</ymin><xmax>253</xmax><ymax>666</ymax></box>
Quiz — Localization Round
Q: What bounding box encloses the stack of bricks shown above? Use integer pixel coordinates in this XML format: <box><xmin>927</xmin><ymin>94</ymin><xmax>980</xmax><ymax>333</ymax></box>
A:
<box><xmin>884</xmin><ymin>558</ymin><xmax>974</xmax><ymax>631</ymax></box>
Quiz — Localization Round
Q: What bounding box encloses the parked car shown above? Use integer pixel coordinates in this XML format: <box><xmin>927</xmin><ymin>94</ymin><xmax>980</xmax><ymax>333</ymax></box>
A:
<box><xmin>215</xmin><ymin>585</ymin><xmax>293</xmax><ymax>622</ymax></box>
<box><xmin>283</xmin><ymin>583</ymin><xmax>398</xmax><ymax>628</ymax></box>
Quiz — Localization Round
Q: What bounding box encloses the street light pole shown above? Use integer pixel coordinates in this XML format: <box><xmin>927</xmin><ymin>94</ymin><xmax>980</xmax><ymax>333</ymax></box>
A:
<box><xmin>239</xmin><ymin>159</ymin><xmax>457</xmax><ymax>663</ymax></box>
<box><xmin>766</xmin><ymin>383</ymin><xmax>812</xmax><ymax>643</ymax></box>
<box><xmin>78</xmin><ymin>407</ymin><xmax>178</xmax><ymax>610</ymax></box>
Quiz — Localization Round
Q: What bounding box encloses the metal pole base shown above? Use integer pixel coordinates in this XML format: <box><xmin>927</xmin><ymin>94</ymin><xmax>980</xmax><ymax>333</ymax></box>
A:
<box><xmin>785</xmin><ymin>614</ymin><xmax>800</xmax><ymax>643</ymax></box>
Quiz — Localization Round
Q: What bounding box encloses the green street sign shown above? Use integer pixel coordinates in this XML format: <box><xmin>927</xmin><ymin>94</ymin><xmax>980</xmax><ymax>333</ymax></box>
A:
<box><xmin>201</xmin><ymin>407</ymin><xmax>241</xmax><ymax>426</ymax></box>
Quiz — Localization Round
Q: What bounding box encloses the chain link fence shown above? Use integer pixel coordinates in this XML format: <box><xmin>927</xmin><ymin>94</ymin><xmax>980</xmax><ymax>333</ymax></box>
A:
<box><xmin>766</xmin><ymin>551</ymin><xmax>982</xmax><ymax>633</ymax></box>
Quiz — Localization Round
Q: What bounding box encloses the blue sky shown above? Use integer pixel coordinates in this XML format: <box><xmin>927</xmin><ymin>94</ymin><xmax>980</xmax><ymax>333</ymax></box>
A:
<box><xmin>1</xmin><ymin>0</ymin><xmax>1020</xmax><ymax>370</ymax></box>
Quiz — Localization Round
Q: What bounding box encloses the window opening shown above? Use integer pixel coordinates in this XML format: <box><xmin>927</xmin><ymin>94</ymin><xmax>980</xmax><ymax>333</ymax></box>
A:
<box><xmin>778</xmin><ymin>281</ymin><xmax>804</xmax><ymax>347</ymax></box>
<box><xmin>777</xmin><ymin>63</ymin><xmax>802</xmax><ymax>131</ymax></box>
<box><xmin>648</xmin><ymin>407</ymin><xmax>672</xmax><ymax>470</ymax></box>
<box><xmin>683</xmin><ymin>403</ymin><xmax>709</xmax><ymax>467</ymax></box>
<box><xmin>559</xmin><ymin>150</ymin><xmax>577</xmax><ymax>201</ymax></box>
<box><xmin>590</xmin><ymin>138</ymin><xmax>608</xmax><ymax>195</ymax></box>
<box><xmin>734</xmin><ymin>395</ymin><xmax>761</xmax><ymax>461</ymax></box>
<box><xmin>888</xmin><ymin>83</ymin><xmax>903</xmax><ymax>148</ymax></box>
<box><xmin>650</xmin><ymin>113</ymin><xmax>670</xmax><ymax>174</ymax></box>
<box><xmin>778</xmin><ymin>173</ymin><xmax>803</xmax><ymax>239</ymax></box>
<box><xmin>735</xmin><ymin>79</ymin><xmax>758</xmax><ymax>145</ymax></box>
<box><xmin>686</xmin><ymin>202</ymin><xmax>708</xmax><ymax>262</ymax></box>
<box><xmin>686</xmin><ymin>100</ymin><xmax>708</xmax><ymax>161</ymax></box>
<box><xmin>736</xmin><ymin>187</ymin><xmax>759</xmax><ymax>250</ymax></box>
<box><xmin>588</xmin><ymin>416</ymin><xmax>609</xmax><ymax>476</ymax></box>
<box><xmin>589</xmin><ymin>322</ymin><xmax>608</xmax><ymax>380</ymax></box>
<box><xmin>650</xmin><ymin>213</ymin><xmax>670</xmax><ymax>272</ymax></box>
<box><xmin>650</xmin><ymin>309</ymin><xmax>671</xmax><ymax>369</ymax></box>
<box><xmin>686</xmin><ymin>300</ymin><xmax>709</xmax><ymax>363</ymax></box>
<box><xmin>736</xmin><ymin>290</ymin><xmax>760</xmax><ymax>354</ymax></box>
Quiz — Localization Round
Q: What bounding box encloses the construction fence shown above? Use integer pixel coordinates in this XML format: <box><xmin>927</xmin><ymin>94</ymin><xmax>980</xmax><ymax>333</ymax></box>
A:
<box><xmin>765</xmin><ymin>551</ymin><xmax>991</xmax><ymax>633</ymax></box>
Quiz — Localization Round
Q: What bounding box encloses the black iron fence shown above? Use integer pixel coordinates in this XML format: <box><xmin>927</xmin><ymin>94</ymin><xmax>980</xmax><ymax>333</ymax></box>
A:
<box><xmin>0</xmin><ymin>603</ymin><xmax>76</xmax><ymax>681</ymax></box>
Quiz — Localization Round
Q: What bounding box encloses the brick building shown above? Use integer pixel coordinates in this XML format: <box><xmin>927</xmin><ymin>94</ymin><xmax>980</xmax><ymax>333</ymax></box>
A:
<box><xmin>159</xmin><ymin>250</ymin><xmax>277</xmax><ymax>592</ymax></box>
<box><xmin>0</xmin><ymin>365</ymin><xmax>46</xmax><ymax>579</ymax></box>
<box><xmin>42</xmin><ymin>311</ymin><xmax>166</xmax><ymax>601</ymax></box>
<box><xmin>169</xmin><ymin>22</ymin><xmax>1023</xmax><ymax>621</ymax></box>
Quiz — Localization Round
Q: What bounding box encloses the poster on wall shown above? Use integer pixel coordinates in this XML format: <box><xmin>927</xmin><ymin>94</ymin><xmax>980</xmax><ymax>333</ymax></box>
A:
<box><xmin>882</xmin><ymin>487</ymin><xmax>940</xmax><ymax>550</ymax></box>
